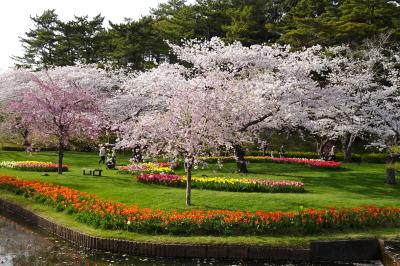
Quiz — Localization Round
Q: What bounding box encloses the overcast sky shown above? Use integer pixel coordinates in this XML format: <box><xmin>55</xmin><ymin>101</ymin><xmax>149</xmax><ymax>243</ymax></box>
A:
<box><xmin>0</xmin><ymin>0</ymin><xmax>181</xmax><ymax>72</ymax></box>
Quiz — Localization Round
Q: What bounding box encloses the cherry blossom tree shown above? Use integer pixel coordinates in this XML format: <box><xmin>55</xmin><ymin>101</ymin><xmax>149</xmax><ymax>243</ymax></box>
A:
<box><xmin>169</xmin><ymin>38</ymin><xmax>325</xmax><ymax>172</ymax></box>
<box><xmin>301</xmin><ymin>45</ymin><xmax>381</xmax><ymax>162</ymax></box>
<box><xmin>121</xmin><ymin>81</ymin><xmax>225</xmax><ymax>206</ymax></box>
<box><xmin>0</xmin><ymin>115</ymin><xmax>33</xmax><ymax>147</ymax></box>
<box><xmin>365</xmin><ymin>48</ymin><xmax>400</xmax><ymax>184</ymax></box>
<box><xmin>0</xmin><ymin>69</ymin><xmax>39</xmax><ymax>146</ymax></box>
<box><xmin>0</xmin><ymin>65</ymin><xmax>118</xmax><ymax>174</ymax></box>
<box><xmin>111</xmin><ymin>37</ymin><xmax>400</xmax><ymax>191</ymax></box>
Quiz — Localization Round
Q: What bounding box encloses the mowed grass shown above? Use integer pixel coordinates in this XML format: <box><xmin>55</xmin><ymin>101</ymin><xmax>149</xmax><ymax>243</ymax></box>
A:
<box><xmin>0</xmin><ymin>150</ymin><xmax>399</xmax><ymax>213</ymax></box>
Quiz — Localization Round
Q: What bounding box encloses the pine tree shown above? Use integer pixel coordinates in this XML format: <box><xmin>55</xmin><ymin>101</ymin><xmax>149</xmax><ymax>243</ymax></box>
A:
<box><xmin>13</xmin><ymin>10</ymin><xmax>61</xmax><ymax>70</ymax></box>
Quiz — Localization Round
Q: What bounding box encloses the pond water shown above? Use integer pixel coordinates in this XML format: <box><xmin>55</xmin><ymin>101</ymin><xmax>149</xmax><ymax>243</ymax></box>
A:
<box><xmin>0</xmin><ymin>212</ymin><xmax>383</xmax><ymax>266</ymax></box>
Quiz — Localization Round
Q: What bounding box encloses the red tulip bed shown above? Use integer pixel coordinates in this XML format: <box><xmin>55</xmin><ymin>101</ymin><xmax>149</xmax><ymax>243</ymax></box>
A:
<box><xmin>137</xmin><ymin>173</ymin><xmax>305</xmax><ymax>193</ymax></box>
<box><xmin>1</xmin><ymin>175</ymin><xmax>399</xmax><ymax>236</ymax></box>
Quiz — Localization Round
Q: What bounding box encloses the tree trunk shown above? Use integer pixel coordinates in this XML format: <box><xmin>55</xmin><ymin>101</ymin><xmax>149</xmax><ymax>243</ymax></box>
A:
<box><xmin>343</xmin><ymin>148</ymin><xmax>352</xmax><ymax>163</ymax></box>
<box><xmin>21</xmin><ymin>128</ymin><xmax>30</xmax><ymax>147</ymax></box>
<box><xmin>185</xmin><ymin>159</ymin><xmax>193</xmax><ymax>206</ymax></box>
<box><xmin>317</xmin><ymin>138</ymin><xmax>330</xmax><ymax>156</ymax></box>
<box><xmin>58</xmin><ymin>140</ymin><xmax>64</xmax><ymax>175</ymax></box>
<box><xmin>385</xmin><ymin>154</ymin><xmax>397</xmax><ymax>185</ymax></box>
<box><xmin>233</xmin><ymin>145</ymin><xmax>248</xmax><ymax>173</ymax></box>
<box><xmin>341</xmin><ymin>134</ymin><xmax>356</xmax><ymax>163</ymax></box>
<box><xmin>131</xmin><ymin>145</ymin><xmax>143</xmax><ymax>163</ymax></box>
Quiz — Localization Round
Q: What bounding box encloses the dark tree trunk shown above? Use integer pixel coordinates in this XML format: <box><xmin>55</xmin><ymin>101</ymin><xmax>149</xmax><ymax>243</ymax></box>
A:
<box><xmin>131</xmin><ymin>145</ymin><xmax>143</xmax><ymax>163</ymax></box>
<box><xmin>317</xmin><ymin>138</ymin><xmax>330</xmax><ymax>156</ymax></box>
<box><xmin>58</xmin><ymin>140</ymin><xmax>64</xmax><ymax>175</ymax></box>
<box><xmin>185</xmin><ymin>158</ymin><xmax>193</xmax><ymax>206</ymax></box>
<box><xmin>341</xmin><ymin>134</ymin><xmax>356</xmax><ymax>163</ymax></box>
<box><xmin>343</xmin><ymin>148</ymin><xmax>352</xmax><ymax>163</ymax></box>
<box><xmin>233</xmin><ymin>145</ymin><xmax>248</xmax><ymax>173</ymax></box>
<box><xmin>385</xmin><ymin>154</ymin><xmax>398</xmax><ymax>185</ymax></box>
<box><xmin>21</xmin><ymin>128</ymin><xmax>30</xmax><ymax>147</ymax></box>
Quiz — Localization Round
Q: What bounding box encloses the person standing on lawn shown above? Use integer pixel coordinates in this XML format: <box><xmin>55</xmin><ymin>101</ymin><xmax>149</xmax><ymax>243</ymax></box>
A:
<box><xmin>279</xmin><ymin>145</ymin><xmax>285</xmax><ymax>158</ymax></box>
<box><xmin>99</xmin><ymin>145</ymin><xmax>106</xmax><ymax>164</ymax></box>
<box><xmin>329</xmin><ymin>145</ymin><xmax>336</xmax><ymax>161</ymax></box>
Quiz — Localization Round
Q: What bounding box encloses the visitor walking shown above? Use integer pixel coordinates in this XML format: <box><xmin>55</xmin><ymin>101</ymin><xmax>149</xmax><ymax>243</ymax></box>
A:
<box><xmin>329</xmin><ymin>145</ymin><xmax>336</xmax><ymax>161</ymax></box>
<box><xmin>279</xmin><ymin>145</ymin><xmax>285</xmax><ymax>158</ymax></box>
<box><xmin>98</xmin><ymin>145</ymin><xmax>106</xmax><ymax>164</ymax></box>
<box><xmin>26</xmin><ymin>144</ymin><xmax>33</xmax><ymax>156</ymax></box>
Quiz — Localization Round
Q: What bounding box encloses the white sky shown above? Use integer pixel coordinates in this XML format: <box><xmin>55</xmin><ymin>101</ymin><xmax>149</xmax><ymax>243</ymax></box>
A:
<box><xmin>0</xmin><ymin>0</ymin><xmax>181</xmax><ymax>72</ymax></box>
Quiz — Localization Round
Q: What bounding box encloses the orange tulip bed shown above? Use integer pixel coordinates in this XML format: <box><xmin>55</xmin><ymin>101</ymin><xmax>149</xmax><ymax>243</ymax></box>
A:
<box><xmin>1</xmin><ymin>175</ymin><xmax>399</xmax><ymax>236</ymax></box>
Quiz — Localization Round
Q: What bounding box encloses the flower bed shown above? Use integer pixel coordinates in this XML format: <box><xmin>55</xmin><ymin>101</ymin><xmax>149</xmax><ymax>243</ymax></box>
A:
<box><xmin>117</xmin><ymin>162</ymin><xmax>174</xmax><ymax>174</ymax></box>
<box><xmin>200</xmin><ymin>156</ymin><xmax>341</xmax><ymax>168</ymax></box>
<box><xmin>137</xmin><ymin>173</ymin><xmax>305</xmax><ymax>193</ymax></box>
<box><xmin>0</xmin><ymin>161</ymin><xmax>68</xmax><ymax>172</ymax></box>
<box><xmin>269</xmin><ymin>157</ymin><xmax>341</xmax><ymax>168</ymax></box>
<box><xmin>0</xmin><ymin>176</ymin><xmax>399</xmax><ymax>236</ymax></box>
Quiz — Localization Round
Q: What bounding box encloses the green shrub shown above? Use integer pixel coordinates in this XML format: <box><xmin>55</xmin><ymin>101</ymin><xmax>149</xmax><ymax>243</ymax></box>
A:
<box><xmin>1</xmin><ymin>146</ymin><xmax>26</xmax><ymax>151</ymax></box>
<box><xmin>361</xmin><ymin>153</ymin><xmax>388</xmax><ymax>164</ymax></box>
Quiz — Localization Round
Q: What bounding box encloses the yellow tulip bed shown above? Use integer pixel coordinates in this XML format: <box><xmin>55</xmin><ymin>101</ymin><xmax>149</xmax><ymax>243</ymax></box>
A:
<box><xmin>137</xmin><ymin>173</ymin><xmax>304</xmax><ymax>193</ymax></box>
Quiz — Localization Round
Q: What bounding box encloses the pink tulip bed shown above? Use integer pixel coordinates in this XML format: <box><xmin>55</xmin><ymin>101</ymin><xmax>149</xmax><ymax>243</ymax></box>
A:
<box><xmin>269</xmin><ymin>157</ymin><xmax>341</xmax><ymax>168</ymax></box>
<box><xmin>201</xmin><ymin>156</ymin><xmax>341</xmax><ymax>168</ymax></box>
<box><xmin>137</xmin><ymin>173</ymin><xmax>305</xmax><ymax>193</ymax></box>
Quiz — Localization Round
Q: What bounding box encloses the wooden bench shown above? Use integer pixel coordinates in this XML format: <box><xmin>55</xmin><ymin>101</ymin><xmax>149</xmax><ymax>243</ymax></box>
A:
<box><xmin>82</xmin><ymin>168</ymin><xmax>102</xmax><ymax>176</ymax></box>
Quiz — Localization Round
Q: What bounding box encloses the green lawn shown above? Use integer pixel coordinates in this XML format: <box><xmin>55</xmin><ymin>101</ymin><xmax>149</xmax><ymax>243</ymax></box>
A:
<box><xmin>1</xmin><ymin>150</ymin><xmax>399</xmax><ymax>246</ymax></box>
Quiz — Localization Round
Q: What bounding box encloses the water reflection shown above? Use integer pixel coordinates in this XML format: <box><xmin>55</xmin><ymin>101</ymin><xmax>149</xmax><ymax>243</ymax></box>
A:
<box><xmin>0</xmin><ymin>213</ymin><xmax>383</xmax><ymax>266</ymax></box>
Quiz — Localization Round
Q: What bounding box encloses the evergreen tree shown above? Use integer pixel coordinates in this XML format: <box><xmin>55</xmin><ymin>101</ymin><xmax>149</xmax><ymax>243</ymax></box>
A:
<box><xmin>107</xmin><ymin>17</ymin><xmax>169</xmax><ymax>70</ymax></box>
<box><xmin>56</xmin><ymin>15</ymin><xmax>107</xmax><ymax>65</ymax></box>
<box><xmin>14</xmin><ymin>10</ymin><xmax>108</xmax><ymax>69</ymax></box>
<box><xmin>336</xmin><ymin>0</ymin><xmax>400</xmax><ymax>46</ymax></box>
<box><xmin>273</xmin><ymin>0</ymin><xmax>339</xmax><ymax>48</ymax></box>
<box><xmin>14</xmin><ymin>10</ymin><xmax>61</xmax><ymax>70</ymax></box>
<box><xmin>194</xmin><ymin>0</ymin><xmax>233</xmax><ymax>39</ymax></box>
<box><xmin>274</xmin><ymin>0</ymin><xmax>400</xmax><ymax>48</ymax></box>
<box><xmin>223</xmin><ymin>5</ymin><xmax>260</xmax><ymax>45</ymax></box>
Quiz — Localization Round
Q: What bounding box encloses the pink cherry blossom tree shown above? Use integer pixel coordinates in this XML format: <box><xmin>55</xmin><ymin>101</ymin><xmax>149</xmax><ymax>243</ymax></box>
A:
<box><xmin>0</xmin><ymin>65</ymin><xmax>117</xmax><ymax>174</ymax></box>
<box><xmin>0</xmin><ymin>69</ymin><xmax>40</xmax><ymax>146</ymax></box>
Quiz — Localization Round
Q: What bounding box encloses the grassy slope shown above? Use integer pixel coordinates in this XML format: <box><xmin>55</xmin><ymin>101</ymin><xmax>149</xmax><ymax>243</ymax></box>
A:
<box><xmin>0</xmin><ymin>151</ymin><xmax>399</xmax><ymax>246</ymax></box>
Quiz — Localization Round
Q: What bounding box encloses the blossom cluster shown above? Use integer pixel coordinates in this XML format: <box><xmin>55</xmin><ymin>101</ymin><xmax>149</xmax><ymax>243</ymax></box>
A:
<box><xmin>1</xmin><ymin>176</ymin><xmax>399</xmax><ymax>235</ymax></box>
<box><xmin>137</xmin><ymin>173</ymin><xmax>305</xmax><ymax>193</ymax></box>
<box><xmin>0</xmin><ymin>161</ymin><xmax>68</xmax><ymax>172</ymax></box>
<box><xmin>117</xmin><ymin>162</ymin><xmax>174</xmax><ymax>174</ymax></box>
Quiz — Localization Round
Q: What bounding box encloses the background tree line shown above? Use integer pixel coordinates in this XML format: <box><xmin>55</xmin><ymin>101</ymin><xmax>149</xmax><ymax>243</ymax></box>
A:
<box><xmin>14</xmin><ymin>0</ymin><xmax>400</xmax><ymax>71</ymax></box>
